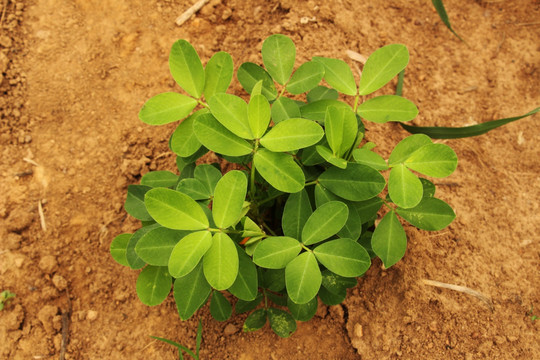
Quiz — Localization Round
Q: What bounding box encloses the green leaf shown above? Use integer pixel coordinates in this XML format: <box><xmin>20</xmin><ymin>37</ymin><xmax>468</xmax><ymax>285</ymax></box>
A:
<box><xmin>176</xmin><ymin>178</ymin><xmax>211</xmax><ymax>200</ymax></box>
<box><xmin>321</xmin><ymin>269</ymin><xmax>357</xmax><ymax>295</ymax></box>
<box><xmin>318</xmin><ymin>163</ymin><xmax>386</xmax><ymax>201</ymax></box>
<box><xmin>212</xmin><ymin>170</ymin><xmax>248</xmax><ymax>229</ymax></box>
<box><xmin>353</xmin><ymin>197</ymin><xmax>383</xmax><ymax>224</ymax></box>
<box><xmin>400</xmin><ymin>107</ymin><xmax>540</xmax><ymax>139</ymax></box>
<box><xmin>262</xmin><ymin>34</ymin><xmax>296</xmax><ymax>85</ymax></box>
<box><xmin>251</xmin><ymin>80</ymin><xmax>263</xmax><ymax>96</ymax></box>
<box><xmin>136</xmin><ymin>227</ymin><xmax>189</xmax><ymax>266</ymax></box>
<box><xmin>145</xmin><ymin>188</ymin><xmax>209</xmax><ymax>230</ymax></box>
<box><xmin>235</xmin><ymin>294</ymin><xmax>263</xmax><ymax>314</ymax></box>
<box><xmin>371</xmin><ymin>211</ymin><xmax>407</xmax><ymax>268</ymax></box>
<box><xmin>325</xmin><ymin>106</ymin><xmax>358</xmax><ymax>157</ymax></box>
<box><xmin>169</xmin><ymin>40</ymin><xmax>205</xmax><ymax>98</ymax></box>
<box><xmin>397</xmin><ymin>197</ymin><xmax>455</xmax><ymax>231</ymax></box>
<box><xmin>314</xmin><ymin>183</ymin><xmax>341</xmax><ymax>207</ymax></box>
<box><xmin>300</xmin><ymin>99</ymin><xmax>350</xmax><ymax>123</ymax></box>
<box><xmin>248</xmin><ymin>94</ymin><xmax>271</xmax><ymax>138</ymax></box>
<box><xmin>253</xmin><ymin>237</ymin><xmax>302</xmax><ymax>269</ymax></box>
<box><xmin>228</xmin><ymin>245</ymin><xmax>259</xmax><ymax>301</ymax></box>
<box><xmin>170</xmin><ymin>110</ymin><xmax>204</xmax><ymax>157</ymax></box>
<box><xmin>301</xmin><ymin>143</ymin><xmax>325</xmax><ymax>166</ymax></box>
<box><xmin>193</xmin><ymin>112</ymin><xmax>253</xmax><ymax>156</ymax></box>
<box><xmin>352</xmin><ymin>149</ymin><xmax>388</xmax><ymax>170</ymax></box>
<box><xmin>358</xmin><ymin>44</ymin><xmax>409</xmax><ymax>96</ymax></box>
<box><xmin>432</xmin><ymin>0</ymin><xmax>464</xmax><ymax>42</ymax></box>
<box><xmin>287</xmin><ymin>296</ymin><xmax>318</xmax><ymax>322</ymax></box>
<box><xmin>302</xmin><ymin>201</ymin><xmax>349</xmax><ymax>245</ymax></box>
<box><xmin>271</xmin><ymin>97</ymin><xmax>301</xmax><ymax>124</ymax></box>
<box><xmin>125</xmin><ymin>185</ymin><xmax>153</xmax><ymax>221</ymax></box>
<box><xmin>357</xmin><ymin>95</ymin><xmax>418</xmax><ymax>123</ymax></box>
<box><xmin>286</xmin><ymin>252</ymin><xmax>321</xmax><ymax>304</ymax></box>
<box><xmin>139</xmin><ymin>92</ymin><xmax>197</xmax><ymax>126</ymax></box>
<box><xmin>237</xmin><ymin>62</ymin><xmax>278</xmax><ymax>101</ymax></box>
<box><xmin>174</xmin><ymin>262</ymin><xmax>211</xmax><ymax>320</ymax></box>
<box><xmin>405</xmin><ymin>143</ymin><xmax>458</xmax><ymax>178</ymax></box>
<box><xmin>267</xmin><ymin>308</ymin><xmax>297</xmax><ymax>338</ymax></box>
<box><xmin>307</xmin><ymin>86</ymin><xmax>339</xmax><ymax>102</ymax></box>
<box><xmin>136</xmin><ymin>266</ymin><xmax>172</xmax><ymax>306</ymax></box>
<box><xmin>420</xmin><ymin>178</ymin><xmax>436</xmax><ymax>198</ymax></box>
<box><xmin>194</xmin><ymin>164</ymin><xmax>222</xmax><ymax>195</ymax></box>
<box><xmin>315</xmin><ymin>145</ymin><xmax>348</xmax><ymax>169</ymax></box>
<box><xmin>210</xmin><ymin>291</ymin><xmax>232</xmax><ymax>321</ymax></box>
<box><xmin>178</xmin><ymin>147</ymin><xmax>208</xmax><ymax>167</ymax></box>
<box><xmin>243</xmin><ymin>308</ymin><xmax>267</xmax><ymax>332</ymax></box>
<box><xmin>286</xmin><ymin>61</ymin><xmax>325</xmax><ymax>94</ymax></box>
<box><xmin>253</xmin><ymin>149</ymin><xmax>304</xmax><ymax>193</ymax></box>
<box><xmin>260</xmin><ymin>118</ymin><xmax>324</xmax><ymax>152</ymax></box>
<box><xmin>358</xmin><ymin>231</ymin><xmax>376</xmax><ymax>258</ymax></box>
<box><xmin>318</xmin><ymin>286</ymin><xmax>346</xmax><ymax>305</ymax></box>
<box><xmin>168</xmin><ymin>231</ymin><xmax>212</xmax><ymax>278</ymax></box>
<box><xmin>263</xmin><ymin>268</ymin><xmax>286</xmax><ymax>292</ymax></box>
<box><xmin>388</xmin><ymin>134</ymin><xmax>432</xmax><ymax>166</ymax></box>
<box><xmin>337</xmin><ymin>204</ymin><xmax>363</xmax><ymax>241</ymax></box>
<box><xmin>110</xmin><ymin>233</ymin><xmax>131</xmax><ymax>267</ymax></box>
<box><xmin>208</xmin><ymin>93</ymin><xmax>253</xmax><ymax>139</ymax></box>
<box><xmin>312</xmin><ymin>56</ymin><xmax>357</xmax><ymax>96</ymax></box>
<box><xmin>314</xmin><ymin>238</ymin><xmax>371</xmax><ymax>277</ymax></box>
<box><xmin>282</xmin><ymin>189</ymin><xmax>312</xmax><ymax>239</ymax></box>
<box><xmin>388</xmin><ymin>164</ymin><xmax>423</xmax><ymax>209</ymax></box>
<box><xmin>127</xmin><ymin>223</ymin><xmax>160</xmax><ymax>270</ymax></box>
<box><xmin>204</xmin><ymin>51</ymin><xmax>234</xmax><ymax>100</ymax></box>
<box><xmin>141</xmin><ymin>171</ymin><xmax>179</xmax><ymax>188</ymax></box>
<box><xmin>203</xmin><ymin>233</ymin><xmax>239</xmax><ymax>290</ymax></box>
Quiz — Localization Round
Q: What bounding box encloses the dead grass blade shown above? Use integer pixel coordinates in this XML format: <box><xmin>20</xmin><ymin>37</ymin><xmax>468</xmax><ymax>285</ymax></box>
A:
<box><xmin>421</xmin><ymin>279</ymin><xmax>494</xmax><ymax>311</ymax></box>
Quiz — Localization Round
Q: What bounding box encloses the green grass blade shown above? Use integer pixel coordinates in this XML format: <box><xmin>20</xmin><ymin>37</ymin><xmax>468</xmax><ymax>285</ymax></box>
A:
<box><xmin>431</xmin><ymin>0</ymin><xmax>464</xmax><ymax>42</ymax></box>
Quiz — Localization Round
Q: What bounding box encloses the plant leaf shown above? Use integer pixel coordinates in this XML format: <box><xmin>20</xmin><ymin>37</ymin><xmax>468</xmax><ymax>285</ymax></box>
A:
<box><xmin>125</xmin><ymin>185</ymin><xmax>154</xmax><ymax>221</ymax></box>
<box><xmin>285</xmin><ymin>252</ymin><xmax>321</xmax><ymax>304</ymax></box>
<box><xmin>193</xmin><ymin>112</ymin><xmax>253</xmax><ymax>156</ymax></box>
<box><xmin>176</xmin><ymin>178</ymin><xmax>211</xmax><ymax>200</ymax></box>
<box><xmin>237</xmin><ymin>62</ymin><xmax>277</xmax><ymax>101</ymax></box>
<box><xmin>357</xmin><ymin>95</ymin><xmax>418</xmax><ymax>123</ymax></box>
<box><xmin>267</xmin><ymin>308</ymin><xmax>297</xmax><ymax>338</ymax></box>
<box><xmin>235</xmin><ymin>294</ymin><xmax>263</xmax><ymax>314</ymax></box>
<box><xmin>170</xmin><ymin>110</ymin><xmax>204</xmax><ymax>157</ymax></box>
<box><xmin>313</xmin><ymin>238</ymin><xmax>371</xmax><ymax>277</ymax></box>
<box><xmin>208</xmin><ymin>93</ymin><xmax>253</xmax><ymax>139</ymax></box>
<box><xmin>324</xmin><ymin>106</ymin><xmax>358</xmax><ymax>157</ymax></box>
<box><xmin>139</xmin><ymin>92</ymin><xmax>198</xmax><ymax>126</ymax></box>
<box><xmin>358</xmin><ymin>44</ymin><xmax>409</xmax><ymax>96</ymax></box>
<box><xmin>260</xmin><ymin>118</ymin><xmax>324</xmax><ymax>152</ymax></box>
<box><xmin>314</xmin><ymin>183</ymin><xmax>341</xmax><ymax>207</ymax></box>
<box><xmin>318</xmin><ymin>286</ymin><xmax>346</xmax><ymax>305</ymax></box>
<box><xmin>321</xmin><ymin>269</ymin><xmax>357</xmax><ymax>295</ymax></box>
<box><xmin>352</xmin><ymin>197</ymin><xmax>384</xmax><ymax>224</ymax></box>
<box><xmin>282</xmin><ymin>189</ymin><xmax>313</xmax><ymax>239</ymax></box>
<box><xmin>168</xmin><ymin>231</ymin><xmax>212</xmax><ymax>278</ymax></box>
<box><xmin>248</xmin><ymin>94</ymin><xmax>271</xmax><ymax>138</ymax></box>
<box><xmin>388</xmin><ymin>164</ymin><xmax>423</xmax><ymax>209</ymax></box>
<box><xmin>173</xmin><ymin>262</ymin><xmax>211</xmax><ymax>320</ymax></box>
<box><xmin>262</xmin><ymin>34</ymin><xmax>296</xmax><ymax>85</ymax></box>
<box><xmin>337</xmin><ymin>204</ymin><xmax>363</xmax><ymax>241</ymax></box>
<box><xmin>420</xmin><ymin>178</ymin><xmax>436</xmax><ymax>198</ymax></box>
<box><xmin>352</xmin><ymin>149</ymin><xmax>388</xmax><ymax>170</ymax></box>
<box><xmin>302</xmin><ymin>201</ymin><xmax>349</xmax><ymax>245</ymax></box>
<box><xmin>318</xmin><ymin>163</ymin><xmax>386</xmax><ymax>201</ymax></box>
<box><xmin>301</xmin><ymin>143</ymin><xmax>325</xmax><ymax>166</ymax></box>
<box><xmin>371</xmin><ymin>211</ymin><xmax>407</xmax><ymax>268</ymax></box>
<box><xmin>307</xmin><ymin>86</ymin><xmax>339</xmax><ymax>102</ymax></box>
<box><xmin>141</xmin><ymin>171</ymin><xmax>179</xmax><ymax>188</ymax></box>
<box><xmin>204</xmin><ymin>51</ymin><xmax>234</xmax><ymax>100</ymax></box>
<box><xmin>210</xmin><ymin>291</ymin><xmax>232</xmax><ymax>321</ymax></box>
<box><xmin>271</xmin><ymin>96</ymin><xmax>301</xmax><ymax>124</ymax></box>
<box><xmin>145</xmin><ymin>188</ymin><xmax>209</xmax><ymax>230</ymax></box>
<box><xmin>431</xmin><ymin>0</ymin><xmax>464</xmax><ymax>42</ymax></box>
<box><xmin>212</xmin><ymin>170</ymin><xmax>248</xmax><ymax>229</ymax></box>
<box><xmin>253</xmin><ymin>237</ymin><xmax>302</xmax><ymax>269</ymax></box>
<box><xmin>228</xmin><ymin>244</ymin><xmax>258</xmax><ymax>301</ymax></box>
<box><xmin>136</xmin><ymin>266</ymin><xmax>172</xmax><ymax>306</ymax></box>
<box><xmin>396</xmin><ymin>197</ymin><xmax>455</xmax><ymax>231</ymax></box>
<box><xmin>388</xmin><ymin>134</ymin><xmax>432</xmax><ymax>166</ymax></box>
<box><xmin>169</xmin><ymin>40</ymin><xmax>205</xmax><ymax>98</ymax></box>
<box><xmin>136</xmin><ymin>227</ymin><xmax>189</xmax><ymax>266</ymax></box>
<box><xmin>405</xmin><ymin>143</ymin><xmax>458</xmax><ymax>178</ymax></box>
<box><xmin>312</xmin><ymin>56</ymin><xmax>357</xmax><ymax>96</ymax></box>
<box><xmin>315</xmin><ymin>145</ymin><xmax>348</xmax><ymax>169</ymax></box>
<box><xmin>110</xmin><ymin>233</ymin><xmax>131</xmax><ymax>267</ymax></box>
<box><xmin>203</xmin><ymin>233</ymin><xmax>239</xmax><ymax>290</ymax></box>
<box><xmin>194</xmin><ymin>164</ymin><xmax>222</xmax><ymax>195</ymax></box>
<box><xmin>253</xmin><ymin>149</ymin><xmax>305</xmax><ymax>193</ymax></box>
<box><xmin>126</xmin><ymin>224</ymin><xmax>161</xmax><ymax>270</ymax></box>
<box><xmin>286</xmin><ymin>61</ymin><xmax>325</xmax><ymax>94</ymax></box>
<box><xmin>243</xmin><ymin>308</ymin><xmax>267</xmax><ymax>332</ymax></box>
<box><xmin>287</xmin><ymin>296</ymin><xmax>318</xmax><ymax>322</ymax></box>
<box><xmin>300</xmin><ymin>99</ymin><xmax>350</xmax><ymax>123</ymax></box>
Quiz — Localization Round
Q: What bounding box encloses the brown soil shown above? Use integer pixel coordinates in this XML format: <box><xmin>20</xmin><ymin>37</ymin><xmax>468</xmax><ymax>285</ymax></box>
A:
<box><xmin>0</xmin><ymin>0</ymin><xmax>538</xmax><ymax>359</ymax></box>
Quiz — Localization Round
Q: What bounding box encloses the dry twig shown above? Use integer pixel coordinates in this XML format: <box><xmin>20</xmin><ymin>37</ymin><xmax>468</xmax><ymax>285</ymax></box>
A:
<box><xmin>175</xmin><ymin>0</ymin><xmax>210</xmax><ymax>26</ymax></box>
<box><xmin>421</xmin><ymin>279</ymin><xmax>494</xmax><ymax>311</ymax></box>
<box><xmin>23</xmin><ymin>157</ymin><xmax>40</xmax><ymax>166</ymax></box>
<box><xmin>38</xmin><ymin>200</ymin><xmax>47</xmax><ymax>231</ymax></box>
<box><xmin>346</xmin><ymin>49</ymin><xmax>367</xmax><ymax>64</ymax></box>
<box><xmin>59</xmin><ymin>289</ymin><xmax>73</xmax><ymax>360</ymax></box>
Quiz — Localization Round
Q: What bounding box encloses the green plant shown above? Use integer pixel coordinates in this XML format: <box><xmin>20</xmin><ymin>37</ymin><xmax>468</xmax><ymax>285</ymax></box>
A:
<box><xmin>0</xmin><ymin>290</ymin><xmax>16</xmax><ymax>310</ymax></box>
<box><xmin>152</xmin><ymin>319</ymin><xmax>203</xmax><ymax>360</ymax></box>
<box><xmin>527</xmin><ymin>306</ymin><xmax>538</xmax><ymax>322</ymax></box>
<box><xmin>110</xmin><ymin>34</ymin><xmax>458</xmax><ymax>337</ymax></box>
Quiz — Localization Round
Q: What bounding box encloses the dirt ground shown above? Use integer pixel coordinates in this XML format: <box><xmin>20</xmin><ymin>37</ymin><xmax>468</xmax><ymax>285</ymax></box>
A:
<box><xmin>0</xmin><ymin>0</ymin><xmax>538</xmax><ymax>359</ymax></box>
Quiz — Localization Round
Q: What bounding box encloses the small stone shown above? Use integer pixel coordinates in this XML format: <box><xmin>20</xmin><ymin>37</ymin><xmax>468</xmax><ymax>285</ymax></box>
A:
<box><xmin>37</xmin><ymin>305</ymin><xmax>59</xmax><ymax>334</ymax></box>
<box><xmin>494</xmin><ymin>336</ymin><xmax>506</xmax><ymax>345</ymax></box>
<box><xmin>14</xmin><ymin>257</ymin><xmax>24</xmax><ymax>268</ymax></box>
<box><xmin>0</xmin><ymin>52</ymin><xmax>8</xmax><ymax>73</ymax></box>
<box><xmin>507</xmin><ymin>335</ymin><xmax>518</xmax><ymax>342</ymax></box>
<box><xmin>86</xmin><ymin>310</ymin><xmax>98</xmax><ymax>321</ymax></box>
<box><xmin>52</xmin><ymin>274</ymin><xmax>68</xmax><ymax>291</ymax></box>
<box><xmin>354</xmin><ymin>323</ymin><xmax>363</xmax><ymax>338</ymax></box>
<box><xmin>0</xmin><ymin>35</ymin><xmax>12</xmax><ymax>48</ymax></box>
<box><xmin>429</xmin><ymin>320</ymin><xmax>438</xmax><ymax>332</ymax></box>
<box><xmin>222</xmin><ymin>8</ymin><xmax>232</xmax><ymax>20</ymax></box>
<box><xmin>5</xmin><ymin>233</ymin><xmax>22</xmax><ymax>250</ymax></box>
<box><xmin>39</xmin><ymin>255</ymin><xmax>58</xmax><ymax>274</ymax></box>
<box><xmin>5</xmin><ymin>207</ymin><xmax>34</xmax><ymax>232</ymax></box>
<box><xmin>223</xmin><ymin>323</ymin><xmax>238</xmax><ymax>335</ymax></box>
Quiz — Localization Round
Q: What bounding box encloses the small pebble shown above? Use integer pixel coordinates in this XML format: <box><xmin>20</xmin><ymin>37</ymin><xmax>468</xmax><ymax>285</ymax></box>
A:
<box><xmin>87</xmin><ymin>310</ymin><xmax>98</xmax><ymax>321</ymax></box>
<box><xmin>223</xmin><ymin>323</ymin><xmax>238</xmax><ymax>335</ymax></box>
<box><xmin>39</xmin><ymin>255</ymin><xmax>58</xmax><ymax>274</ymax></box>
<box><xmin>52</xmin><ymin>274</ymin><xmax>68</xmax><ymax>291</ymax></box>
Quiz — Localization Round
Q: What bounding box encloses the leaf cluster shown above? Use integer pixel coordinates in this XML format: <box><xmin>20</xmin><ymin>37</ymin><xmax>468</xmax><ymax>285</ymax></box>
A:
<box><xmin>111</xmin><ymin>35</ymin><xmax>458</xmax><ymax>337</ymax></box>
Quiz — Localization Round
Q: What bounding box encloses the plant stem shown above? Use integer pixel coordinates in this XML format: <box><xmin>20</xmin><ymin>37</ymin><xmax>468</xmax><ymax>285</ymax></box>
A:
<box><xmin>261</xmin><ymin>221</ymin><xmax>277</xmax><ymax>236</ymax></box>
<box><xmin>304</xmin><ymin>180</ymin><xmax>318</xmax><ymax>187</ymax></box>
<box><xmin>197</xmin><ymin>99</ymin><xmax>209</xmax><ymax>109</ymax></box>
<box><xmin>353</xmin><ymin>94</ymin><xmax>360</xmax><ymax>112</ymax></box>
<box><xmin>250</xmin><ymin>140</ymin><xmax>260</xmax><ymax>202</ymax></box>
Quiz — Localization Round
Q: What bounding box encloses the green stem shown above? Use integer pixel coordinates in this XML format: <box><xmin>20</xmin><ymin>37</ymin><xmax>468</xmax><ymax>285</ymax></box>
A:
<box><xmin>207</xmin><ymin>228</ymin><xmax>242</xmax><ymax>234</ymax></box>
<box><xmin>304</xmin><ymin>180</ymin><xmax>318</xmax><ymax>187</ymax></box>
<box><xmin>250</xmin><ymin>140</ymin><xmax>260</xmax><ymax>202</ymax></box>
<box><xmin>300</xmin><ymin>243</ymin><xmax>312</xmax><ymax>252</ymax></box>
<box><xmin>353</xmin><ymin>94</ymin><xmax>360</xmax><ymax>112</ymax></box>
<box><xmin>198</xmin><ymin>99</ymin><xmax>210</xmax><ymax>109</ymax></box>
<box><xmin>261</xmin><ymin>221</ymin><xmax>277</xmax><ymax>236</ymax></box>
